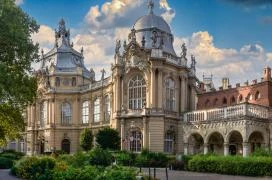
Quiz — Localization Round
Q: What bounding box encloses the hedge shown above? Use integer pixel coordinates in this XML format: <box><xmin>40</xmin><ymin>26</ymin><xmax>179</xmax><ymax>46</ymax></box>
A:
<box><xmin>188</xmin><ymin>155</ymin><xmax>272</xmax><ymax>176</ymax></box>
<box><xmin>0</xmin><ymin>157</ymin><xmax>13</xmax><ymax>169</ymax></box>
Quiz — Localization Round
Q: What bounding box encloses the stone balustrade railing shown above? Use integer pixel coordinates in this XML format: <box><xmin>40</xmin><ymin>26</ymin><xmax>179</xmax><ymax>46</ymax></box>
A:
<box><xmin>184</xmin><ymin>103</ymin><xmax>270</xmax><ymax>123</ymax></box>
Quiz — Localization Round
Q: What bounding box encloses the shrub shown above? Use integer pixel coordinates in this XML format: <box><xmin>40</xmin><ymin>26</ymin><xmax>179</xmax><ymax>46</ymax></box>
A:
<box><xmin>57</xmin><ymin>152</ymin><xmax>89</xmax><ymax>168</ymax></box>
<box><xmin>88</xmin><ymin>147</ymin><xmax>113</xmax><ymax>166</ymax></box>
<box><xmin>135</xmin><ymin>150</ymin><xmax>169</xmax><ymax>167</ymax></box>
<box><xmin>251</xmin><ymin>148</ymin><xmax>272</xmax><ymax>157</ymax></box>
<box><xmin>11</xmin><ymin>156</ymin><xmax>56</xmax><ymax>180</ymax></box>
<box><xmin>188</xmin><ymin>155</ymin><xmax>272</xmax><ymax>176</ymax></box>
<box><xmin>80</xmin><ymin>128</ymin><xmax>93</xmax><ymax>151</ymax></box>
<box><xmin>96</xmin><ymin>128</ymin><xmax>120</xmax><ymax>150</ymax></box>
<box><xmin>0</xmin><ymin>150</ymin><xmax>25</xmax><ymax>160</ymax></box>
<box><xmin>0</xmin><ymin>157</ymin><xmax>13</xmax><ymax>169</ymax></box>
<box><xmin>96</xmin><ymin>165</ymin><xmax>137</xmax><ymax>180</ymax></box>
<box><xmin>115</xmin><ymin>151</ymin><xmax>136</xmax><ymax>166</ymax></box>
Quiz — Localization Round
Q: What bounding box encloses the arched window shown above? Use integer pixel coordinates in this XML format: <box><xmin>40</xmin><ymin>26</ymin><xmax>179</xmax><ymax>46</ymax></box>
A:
<box><xmin>55</xmin><ymin>77</ymin><xmax>60</xmax><ymax>87</ymax></box>
<box><xmin>223</xmin><ymin>97</ymin><xmax>227</xmax><ymax>105</ymax></box>
<box><xmin>128</xmin><ymin>75</ymin><xmax>146</xmax><ymax>109</ymax></box>
<box><xmin>248</xmin><ymin>93</ymin><xmax>253</xmax><ymax>101</ymax></box>
<box><xmin>238</xmin><ymin>95</ymin><xmax>243</xmax><ymax>103</ymax></box>
<box><xmin>72</xmin><ymin>77</ymin><xmax>76</xmax><ymax>86</ymax></box>
<box><xmin>164</xmin><ymin>131</ymin><xmax>175</xmax><ymax>153</ymax></box>
<box><xmin>61</xmin><ymin>139</ymin><xmax>70</xmax><ymax>154</ymax></box>
<box><xmin>165</xmin><ymin>78</ymin><xmax>175</xmax><ymax>111</ymax></box>
<box><xmin>104</xmin><ymin>95</ymin><xmax>111</xmax><ymax>121</ymax></box>
<box><xmin>82</xmin><ymin>101</ymin><xmax>89</xmax><ymax>124</ymax></box>
<box><xmin>94</xmin><ymin>98</ymin><xmax>100</xmax><ymax>123</ymax></box>
<box><xmin>231</xmin><ymin>96</ymin><xmax>236</xmax><ymax>105</ymax></box>
<box><xmin>255</xmin><ymin>91</ymin><xmax>261</xmax><ymax>100</ymax></box>
<box><xmin>40</xmin><ymin>101</ymin><xmax>47</xmax><ymax>128</ymax></box>
<box><xmin>129</xmin><ymin>130</ymin><xmax>142</xmax><ymax>152</ymax></box>
<box><xmin>61</xmin><ymin>102</ymin><xmax>72</xmax><ymax>125</ymax></box>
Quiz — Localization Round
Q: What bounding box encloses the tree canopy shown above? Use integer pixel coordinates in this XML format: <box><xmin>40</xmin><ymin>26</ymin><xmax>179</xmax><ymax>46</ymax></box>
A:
<box><xmin>0</xmin><ymin>0</ymin><xmax>39</xmax><ymax>146</ymax></box>
<box><xmin>96</xmin><ymin>128</ymin><xmax>120</xmax><ymax>150</ymax></box>
<box><xmin>80</xmin><ymin>128</ymin><xmax>93</xmax><ymax>151</ymax></box>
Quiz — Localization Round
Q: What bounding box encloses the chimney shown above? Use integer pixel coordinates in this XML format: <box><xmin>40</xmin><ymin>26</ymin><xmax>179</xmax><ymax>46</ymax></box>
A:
<box><xmin>263</xmin><ymin>66</ymin><xmax>271</xmax><ymax>81</ymax></box>
<box><xmin>244</xmin><ymin>81</ymin><xmax>249</xmax><ymax>86</ymax></box>
<box><xmin>236</xmin><ymin>83</ymin><xmax>240</xmax><ymax>87</ymax></box>
<box><xmin>222</xmin><ymin>78</ymin><xmax>229</xmax><ymax>90</ymax></box>
<box><xmin>252</xmin><ymin>79</ymin><xmax>257</xmax><ymax>84</ymax></box>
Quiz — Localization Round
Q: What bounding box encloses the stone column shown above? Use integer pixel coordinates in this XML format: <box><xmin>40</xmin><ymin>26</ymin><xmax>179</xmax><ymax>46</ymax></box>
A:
<box><xmin>180</xmin><ymin>76</ymin><xmax>185</xmax><ymax>112</ymax></box>
<box><xmin>204</xmin><ymin>143</ymin><xmax>209</xmax><ymax>155</ymax></box>
<box><xmin>151</xmin><ymin>69</ymin><xmax>156</xmax><ymax>108</ymax></box>
<box><xmin>243</xmin><ymin>142</ymin><xmax>249</xmax><ymax>157</ymax></box>
<box><xmin>158</xmin><ymin>70</ymin><xmax>163</xmax><ymax>108</ymax></box>
<box><xmin>120</xmin><ymin>119</ymin><xmax>125</xmax><ymax>150</ymax></box>
<box><xmin>143</xmin><ymin>117</ymin><xmax>147</xmax><ymax>149</ymax></box>
<box><xmin>184</xmin><ymin>143</ymin><xmax>188</xmax><ymax>155</ymax></box>
<box><xmin>224</xmin><ymin>143</ymin><xmax>229</xmax><ymax>156</ymax></box>
<box><xmin>184</xmin><ymin>78</ymin><xmax>188</xmax><ymax>111</ymax></box>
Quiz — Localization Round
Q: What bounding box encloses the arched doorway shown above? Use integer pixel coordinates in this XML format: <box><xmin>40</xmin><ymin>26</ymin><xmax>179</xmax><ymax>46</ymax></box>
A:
<box><xmin>248</xmin><ymin>131</ymin><xmax>264</xmax><ymax>153</ymax></box>
<box><xmin>188</xmin><ymin>133</ymin><xmax>204</xmax><ymax>154</ymax></box>
<box><xmin>61</xmin><ymin>139</ymin><xmax>70</xmax><ymax>154</ymax></box>
<box><xmin>228</xmin><ymin>131</ymin><xmax>243</xmax><ymax>155</ymax></box>
<box><xmin>129</xmin><ymin>130</ymin><xmax>142</xmax><ymax>152</ymax></box>
<box><xmin>208</xmin><ymin>132</ymin><xmax>224</xmax><ymax>154</ymax></box>
<box><xmin>40</xmin><ymin>141</ymin><xmax>45</xmax><ymax>154</ymax></box>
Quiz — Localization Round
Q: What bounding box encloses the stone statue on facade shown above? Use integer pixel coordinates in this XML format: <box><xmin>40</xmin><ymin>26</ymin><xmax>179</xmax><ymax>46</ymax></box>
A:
<box><xmin>141</xmin><ymin>36</ymin><xmax>146</xmax><ymax>48</ymax></box>
<box><xmin>115</xmin><ymin>40</ymin><xmax>121</xmax><ymax>55</ymax></box>
<box><xmin>151</xmin><ymin>30</ymin><xmax>158</xmax><ymax>48</ymax></box>
<box><xmin>181</xmin><ymin>43</ymin><xmax>187</xmax><ymax>59</ymax></box>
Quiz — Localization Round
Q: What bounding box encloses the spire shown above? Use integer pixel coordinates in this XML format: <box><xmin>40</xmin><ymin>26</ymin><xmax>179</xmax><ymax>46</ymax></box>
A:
<box><xmin>58</xmin><ymin>18</ymin><xmax>66</xmax><ymax>33</ymax></box>
<box><xmin>147</xmin><ymin>0</ymin><xmax>154</xmax><ymax>14</ymax></box>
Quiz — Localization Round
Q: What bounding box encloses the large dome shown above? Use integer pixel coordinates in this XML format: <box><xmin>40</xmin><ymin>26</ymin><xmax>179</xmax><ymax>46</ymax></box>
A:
<box><xmin>132</xmin><ymin>2</ymin><xmax>176</xmax><ymax>56</ymax></box>
<box><xmin>134</xmin><ymin>14</ymin><xmax>172</xmax><ymax>35</ymax></box>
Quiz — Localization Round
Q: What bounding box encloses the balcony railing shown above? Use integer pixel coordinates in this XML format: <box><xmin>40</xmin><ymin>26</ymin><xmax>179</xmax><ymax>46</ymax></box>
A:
<box><xmin>184</xmin><ymin>103</ymin><xmax>271</xmax><ymax>123</ymax></box>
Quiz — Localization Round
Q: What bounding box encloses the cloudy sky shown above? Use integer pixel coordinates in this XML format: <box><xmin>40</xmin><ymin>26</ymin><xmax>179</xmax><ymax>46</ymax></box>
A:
<box><xmin>18</xmin><ymin>0</ymin><xmax>272</xmax><ymax>87</ymax></box>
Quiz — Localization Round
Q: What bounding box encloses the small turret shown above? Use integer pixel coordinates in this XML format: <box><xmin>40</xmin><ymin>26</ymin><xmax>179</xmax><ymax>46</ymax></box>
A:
<box><xmin>263</xmin><ymin>66</ymin><xmax>271</xmax><ymax>81</ymax></box>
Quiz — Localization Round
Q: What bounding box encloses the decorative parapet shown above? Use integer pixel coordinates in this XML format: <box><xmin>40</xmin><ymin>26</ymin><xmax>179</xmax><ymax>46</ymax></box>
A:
<box><xmin>184</xmin><ymin>103</ymin><xmax>271</xmax><ymax>123</ymax></box>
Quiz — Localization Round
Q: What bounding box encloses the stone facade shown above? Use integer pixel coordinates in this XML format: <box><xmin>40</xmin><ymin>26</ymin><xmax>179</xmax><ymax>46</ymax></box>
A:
<box><xmin>22</xmin><ymin>4</ymin><xmax>272</xmax><ymax>157</ymax></box>
<box><xmin>25</xmin><ymin>6</ymin><xmax>197</xmax><ymax>155</ymax></box>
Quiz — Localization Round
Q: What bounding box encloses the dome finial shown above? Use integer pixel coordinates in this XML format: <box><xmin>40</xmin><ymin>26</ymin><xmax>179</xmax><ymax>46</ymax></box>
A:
<box><xmin>147</xmin><ymin>0</ymin><xmax>154</xmax><ymax>14</ymax></box>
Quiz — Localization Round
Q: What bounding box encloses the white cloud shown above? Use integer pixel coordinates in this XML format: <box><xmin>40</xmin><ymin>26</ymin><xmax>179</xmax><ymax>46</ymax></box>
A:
<box><xmin>15</xmin><ymin>0</ymin><xmax>23</xmax><ymax>5</ymax></box>
<box><xmin>173</xmin><ymin>31</ymin><xmax>271</xmax><ymax>87</ymax></box>
<box><xmin>31</xmin><ymin>25</ymin><xmax>55</xmax><ymax>53</ymax></box>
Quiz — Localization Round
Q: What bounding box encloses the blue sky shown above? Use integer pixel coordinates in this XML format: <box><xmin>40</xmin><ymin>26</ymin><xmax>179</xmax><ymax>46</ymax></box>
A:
<box><xmin>18</xmin><ymin>0</ymin><xmax>272</xmax><ymax>86</ymax></box>
<box><xmin>20</xmin><ymin>0</ymin><xmax>272</xmax><ymax>51</ymax></box>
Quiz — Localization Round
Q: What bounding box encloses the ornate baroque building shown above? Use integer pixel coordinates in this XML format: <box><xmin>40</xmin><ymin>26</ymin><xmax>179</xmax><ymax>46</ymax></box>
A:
<box><xmin>26</xmin><ymin>3</ymin><xmax>197</xmax><ymax>155</ymax></box>
<box><xmin>25</xmin><ymin>2</ymin><xmax>272</xmax><ymax>157</ymax></box>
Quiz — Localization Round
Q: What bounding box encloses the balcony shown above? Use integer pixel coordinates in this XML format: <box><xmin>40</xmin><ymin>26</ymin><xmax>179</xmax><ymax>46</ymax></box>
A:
<box><xmin>184</xmin><ymin>103</ymin><xmax>271</xmax><ymax>123</ymax></box>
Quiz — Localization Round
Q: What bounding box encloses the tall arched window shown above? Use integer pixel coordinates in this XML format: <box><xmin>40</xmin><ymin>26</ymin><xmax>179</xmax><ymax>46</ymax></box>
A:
<box><xmin>164</xmin><ymin>131</ymin><xmax>175</xmax><ymax>153</ymax></box>
<box><xmin>255</xmin><ymin>91</ymin><xmax>261</xmax><ymax>100</ymax></box>
<box><xmin>82</xmin><ymin>101</ymin><xmax>89</xmax><ymax>124</ymax></box>
<box><xmin>222</xmin><ymin>97</ymin><xmax>227</xmax><ymax>105</ymax></box>
<box><xmin>238</xmin><ymin>95</ymin><xmax>243</xmax><ymax>103</ymax></box>
<box><xmin>94</xmin><ymin>98</ymin><xmax>100</xmax><ymax>123</ymax></box>
<box><xmin>248</xmin><ymin>93</ymin><xmax>253</xmax><ymax>101</ymax></box>
<box><xmin>104</xmin><ymin>95</ymin><xmax>111</xmax><ymax>121</ymax></box>
<box><xmin>165</xmin><ymin>78</ymin><xmax>175</xmax><ymax>111</ymax></box>
<box><xmin>61</xmin><ymin>102</ymin><xmax>72</xmax><ymax>125</ymax></box>
<box><xmin>40</xmin><ymin>101</ymin><xmax>47</xmax><ymax>128</ymax></box>
<box><xmin>129</xmin><ymin>130</ymin><xmax>142</xmax><ymax>152</ymax></box>
<box><xmin>128</xmin><ymin>75</ymin><xmax>146</xmax><ymax>109</ymax></box>
<box><xmin>231</xmin><ymin>96</ymin><xmax>236</xmax><ymax>105</ymax></box>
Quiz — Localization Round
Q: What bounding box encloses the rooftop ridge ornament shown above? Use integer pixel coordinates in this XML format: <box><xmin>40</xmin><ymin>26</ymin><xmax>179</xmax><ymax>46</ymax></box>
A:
<box><xmin>147</xmin><ymin>0</ymin><xmax>154</xmax><ymax>14</ymax></box>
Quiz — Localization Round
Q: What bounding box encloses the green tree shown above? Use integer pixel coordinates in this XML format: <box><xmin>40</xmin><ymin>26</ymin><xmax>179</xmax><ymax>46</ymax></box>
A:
<box><xmin>96</xmin><ymin>128</ymin><xmax>120</xmax><ymax>150</ymax></box>
<box><xmin>80</xmin><ymin>128</ymin><xmax>93</xmax><ymax>151</ymax></box>
<box><xmin>0</xmin><ymin>0</ymin><xmax>39</xmax><ymax>146</ymax></box>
